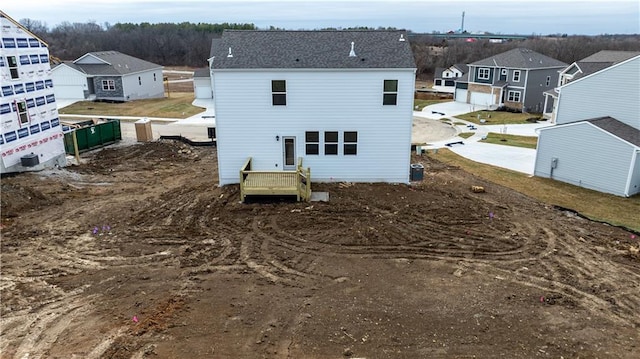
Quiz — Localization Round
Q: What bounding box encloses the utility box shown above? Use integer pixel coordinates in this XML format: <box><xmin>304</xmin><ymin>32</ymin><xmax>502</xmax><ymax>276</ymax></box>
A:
<box><xmin>20</xmin><ymin>153</ymin><xmax>39</xmax><ymax>167</ymax></box>
<box><xmin>135</xmin><ymin>118</ymin><xmax>153</xmax><ymax>142</ymax></box>
<box><xmin>410</xmin><ymin>163</ymin><xmax>424</xmax><ymax>181</ymax></box>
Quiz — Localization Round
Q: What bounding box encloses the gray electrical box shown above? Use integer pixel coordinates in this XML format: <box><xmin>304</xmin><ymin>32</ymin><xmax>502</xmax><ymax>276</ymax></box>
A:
<box><xmin>551</xmin><ymin>157</ymin><xmax>558</xmax><ymax>168</ymax></box>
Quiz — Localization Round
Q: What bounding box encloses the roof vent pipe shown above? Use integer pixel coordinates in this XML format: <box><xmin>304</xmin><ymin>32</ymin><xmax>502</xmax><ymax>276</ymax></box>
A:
<box><xmin>227</xmin><ymin>47</ymin><xmax>233</xmax><ymax>58</ymax></box>
<box><xmin>399</xmin><ymin>34</ymin><xmax>405</xmax><ymax>42</ymax></box>
<box><xmin>349</xmin><ymin>42</ymin><xmax>356</xmax><ymax>57</ymax></box>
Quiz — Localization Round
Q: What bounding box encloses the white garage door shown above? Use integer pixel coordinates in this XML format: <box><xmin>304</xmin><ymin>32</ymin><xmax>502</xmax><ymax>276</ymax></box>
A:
<box><xmin>455</xmin><ymin>89</ymin><xmax>467</xmax><ymax>103</ymax></box>
<box><xmin>54</xmin><ymin>85</ymin><xmax>84</xmax><ymax>99</ymax></box>
<box><xmin>469</xmin><ymin>92</ymin><xmax>494</xmax><ymax>106</ymax></box>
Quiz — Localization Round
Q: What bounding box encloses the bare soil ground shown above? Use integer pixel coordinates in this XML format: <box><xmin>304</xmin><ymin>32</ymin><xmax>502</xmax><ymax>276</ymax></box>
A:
<box><xmin>1</xmin><ymin>141</ymin><xmax>639</xmax><ymax>358</ymax></box>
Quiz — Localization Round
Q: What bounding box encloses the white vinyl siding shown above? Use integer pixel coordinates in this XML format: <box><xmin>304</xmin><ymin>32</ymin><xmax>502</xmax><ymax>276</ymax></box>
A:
<box><xmin>121</xmin><ymin>70</ymin><xmax>164</xmax><ymax>101</ymax></box>
<box><xmin>213</xmin><ymin>69</ymin><xmax>414</xmax><ymax>184</ymax></box>
<box><xmin>556</xmin><ymin>57</ymin><xmax>639</xmax><ymax>128</ymax></box>
<box><xmin>534</xmin><ymin>123</ymin><xmax>636</xmax><ymax>196</ymax></box>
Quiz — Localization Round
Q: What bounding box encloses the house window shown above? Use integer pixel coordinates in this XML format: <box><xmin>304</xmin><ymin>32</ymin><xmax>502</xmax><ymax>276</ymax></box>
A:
<box><xmin>344</xmin><ymin>131</ymin><xmax>358</xmax><ymax>155</ymax></box>
<box><xmin>478</xmin><ymin>67</ymin><xmax>490</xmax><ymax>80</ymax></box>
<box><xmin>153</xmin><ymin>73</ymin><xmax>157</xmax><ymax>81</ymax></box>
<box><xmin>305</xmin><ymin>131</ymin><xmax>319</xmax><ymax>155</ymax></box>
<box><xmin>513</xmin><ymin>70</ymin><xmax>521</xmax><ymax>82</ymax></box>
<box><xmin>102</xmin><ymin>80</ymin><xmax>115</xmax><ymax>91</ymax></box>
<box><xmin>138</xmin><ymin>76</ymin><xmax>142</xmax><ymax>85</ymax></box>
<box><xmin>272</xmin><ymin>80</ymin><xmax>286</xmax><ymax>106</ymax></box>
<box><xmin>507</xmin><ymin>90</ymin><xmax>521</xmax><ymax>102</ymax></box>
<box><xmin>324</xmin><ymin>131</ymin><xmax>338</xmax><ymax>155</ymax></box>
<box><xmin>383</xmin><ymin>80</ymin><xmax>398</xmax><ymax>105</ymax></box>
<box><xmin>7</xmin><ymin>56</ymin><xmax>19</xmax><ymax>79</ymax></box>
<box><xmin>16</xmin><ymin>101</ymin><xmax>29</xmax><ymax>124</ymax></box>
<box><xmin>546</xmin><ymin>76</ymin><xmax>551</xmax><ymax>86</ymax></box>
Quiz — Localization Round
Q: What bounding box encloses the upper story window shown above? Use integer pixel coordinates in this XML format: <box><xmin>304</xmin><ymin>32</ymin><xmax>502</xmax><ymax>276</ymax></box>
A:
<box><xmin>7</xmin><ymin>56</ymin><xmax>19</xmax><ymax>79</ymax></box>
<box><xmin>102</xmin><ymin>80</ymin><xmax>115</xmax><ymax>91</ymax></box>
<box><xmin>383</xmin><ymin>80</ymin><xmax>398</xmax><ymax>105</ymax></box>
<box><xmin>138</xmin><ymin>76</ymin><xmax>142</xmax><ymax>85</ymax></box>
<box><xmin>546</xmin><ymin>76</ymin><xmax>551</xmax><ymax>86</ymax></box>
<box><xmin>153</xmin><ymin>73</ymin><xmax>157</xmax><ymax>81</ymax></box>
<box><xmin>16</xmin><ymin>101</ymin><xmax>29</xmax><ymax>124</ymax></box>
<box><xmin>478</xmin><ymin>67</ymin><xmax>490</xmax><ymax>80</ymax></box>
<box><xmin>513</xmin><ymin>70</ymin><xmax>521</xmax><ymax>82</ymax></box>
<box><xmin>272</xmin><ymin>80</ymin><xmax>286</xmax><ymax>106</ymax></box>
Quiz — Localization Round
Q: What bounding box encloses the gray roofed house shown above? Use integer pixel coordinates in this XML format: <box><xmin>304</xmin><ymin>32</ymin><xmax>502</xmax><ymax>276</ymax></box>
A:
<box><xmin>209</xmin><ymin>30</ymin><xmax>415</xmax><ymax>70</ymax></box>
<box><xmin>543</xmin><ymin>50</ymin><xmax>640</xmax><ymax>121</ymax></box>
<box><xmin>433</xmin><ymin>63</ymin><xmax>467</xmax><ymax>93</ymax></box>
<box><xmin>458</xmin><ymin>48</ymin><xmax>567</xmax><ymax>112</ymax></box>
<box><xmin>210</xmin><ymin>29</ymin><xmax>417</xmax><ymax>187</ymax></box>
<box><xmin>50</xmin><ymin>51</ymin><xmax>164</xmax><ymax>101</ymax></box>
<box><xmin>534</xmin><ymin>55</ymin><xmax>640</xmax><ymax>197</ymax></box>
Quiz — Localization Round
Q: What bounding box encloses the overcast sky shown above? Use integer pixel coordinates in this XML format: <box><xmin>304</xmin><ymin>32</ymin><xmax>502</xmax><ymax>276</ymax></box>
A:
<box><xmin>4</xmin><ymin>0</ymin><xmax>639</xmax><ymax>35</ymax></box>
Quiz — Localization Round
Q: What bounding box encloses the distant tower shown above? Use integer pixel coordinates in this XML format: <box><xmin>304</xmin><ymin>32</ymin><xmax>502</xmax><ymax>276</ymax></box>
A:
<box><xmin>461</xmin><ymin>11</ymin><xmax>465</xmax><ymax>33</ymax></box>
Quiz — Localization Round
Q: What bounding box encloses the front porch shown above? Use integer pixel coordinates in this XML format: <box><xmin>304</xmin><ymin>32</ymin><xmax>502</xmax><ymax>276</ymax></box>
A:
<box><xmin>239</xmin><ymin>157</ymin><xmax>311</xmax><ymax>202</ymax></box>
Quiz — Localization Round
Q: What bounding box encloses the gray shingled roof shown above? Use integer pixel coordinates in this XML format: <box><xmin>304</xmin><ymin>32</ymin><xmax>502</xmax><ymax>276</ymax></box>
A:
<box><xmin>210</xmin><ymin>30</ymin><xmax>416</xmax><ymax>69</ymax></box>
<box><xmin>193</xmin><ymin>68</ymin><xmax>210</xmax><ymax>78</ymax></box>
<box><xmin>72</xmin><ymin>51</ymin><xmax>162</xmax><ymax>75</ymax></box>
<box><xmin>588</xmin><ymin>117</ymin><xmax>640</xmax><ymax>147</ymax></box>
<box><xmin>572</xmin><ymin>62</ymin><xmax>614</xmax><ymax>80</ymax></box>
<box><xmin>580</xmin><ymin>50</ymin><xmax>640</xmax><ymax>64</ymax></box>
<box><xmin>471</xmin><ymin>48</ymin><xmax>567</xmax><ymax>69</ymax></box>
<box><xmin>453</xmin><ymin>63</ymin><xmax>468</xmax><ymax>73</ymax></box>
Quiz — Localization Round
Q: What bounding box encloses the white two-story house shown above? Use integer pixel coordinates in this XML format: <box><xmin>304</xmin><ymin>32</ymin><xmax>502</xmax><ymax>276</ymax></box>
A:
<box><xmin>534</xmin><ymin>55</ymin><xmax>640</xmax><ymax>197</ymax></box>
<box><xmin>0</xmin><ymin>11</ymin><xmax>66</xmax><ymax>174</ymax></box>
<box><xmin>210</xmin><ymin>30</ymin><xmax>416</xmax><ymax>185</ymax></box>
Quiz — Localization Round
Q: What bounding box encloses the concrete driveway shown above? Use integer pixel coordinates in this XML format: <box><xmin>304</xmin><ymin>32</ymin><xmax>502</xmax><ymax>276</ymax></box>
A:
<box><xmin>415</xmin><ymin>101</ymin><xmax>489</xmax><ymax>120</ymax></box>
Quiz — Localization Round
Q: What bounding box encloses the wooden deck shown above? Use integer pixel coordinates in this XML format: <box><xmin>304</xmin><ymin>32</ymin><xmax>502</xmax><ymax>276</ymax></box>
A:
<box><xmin>240</xmin><ymin>157</ymin><xmax>311</xmax><ymax>202</ymax></box>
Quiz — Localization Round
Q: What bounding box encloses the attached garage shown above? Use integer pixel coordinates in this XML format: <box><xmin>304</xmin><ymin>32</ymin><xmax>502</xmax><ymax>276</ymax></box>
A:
<box><xmin>53</xmin><ymin>85</ymin><xmax>85</xmax><ymax>99</ymax></box>
<box><xmin>469</xmin><ymin>91</ymin><xmax>493</xmax><ymax>106</ymax></box>
<box><xmin>50</xmin><ymin>63</ymin><xmax>88</xmax><ymax>100</ymax></box>
<box><xmin>454</xmin><ymin>88</ymin><xmax>467</xmax><ymax>103</ymax></box>
<box><xmin>193</xmin><ymin>68</ymin><xmax>212</xmax><ymax>99</ymax></box>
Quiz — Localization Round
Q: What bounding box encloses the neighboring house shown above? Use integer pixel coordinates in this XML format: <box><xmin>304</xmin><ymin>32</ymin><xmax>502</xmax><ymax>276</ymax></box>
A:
<box><xmin>0</xmin><ymin>11</ymin><xmax>66</xmax><ymax>173</ymax></box>
<box><xmin>542</xmin><ymin>50</ymin><xmax>640</xmax><ymax>122</ymax></box>
<box><xmin>193</xmin><ymin>67</ymin><xmax>212</xmax><ymax>99</ymax></box>
<box><xmin>433</xmin><ymin>63</ymin><xmax>466</xmax><ymax>93</ymax></box>
<box><xmin>210</xmin><ymin>30</ymin><xmax>416</xmax><ymax>185</ymax></box>
<box><xmin>534</xmin><ymin>55</ymin><xmax>640</xmax><ymax>197</ymax></box>
<box><xmin>50</xmin><ymin>51</ymin><xmax>164</xmax><ymax>101</ymax></box>
<box><xmin>455</xmin><ymin>48</ymin><xmax>566</xmax><ymax>112</ymax></box>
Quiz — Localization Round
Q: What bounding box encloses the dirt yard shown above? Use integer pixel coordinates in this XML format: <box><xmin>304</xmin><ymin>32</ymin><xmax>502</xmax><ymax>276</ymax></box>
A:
<box><xmin>1</xmin><ymin>140</ymin><xmax>639</xmax><ymax>358</ymax></box>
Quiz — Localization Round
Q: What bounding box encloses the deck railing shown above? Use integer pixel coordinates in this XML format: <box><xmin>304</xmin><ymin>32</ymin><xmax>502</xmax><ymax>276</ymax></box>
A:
<box><xmin>240</xmin><ymin>157</ymin><xmax>311</xmax><ymax>202</ymax></box>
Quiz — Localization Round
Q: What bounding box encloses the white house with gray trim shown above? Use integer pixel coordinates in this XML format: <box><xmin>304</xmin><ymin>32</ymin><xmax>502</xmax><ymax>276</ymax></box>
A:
<box><xmin>0</xmin><ymin>11</ymin><xmax>66</xmax><ymax>174</ymax></box>
<box><xmin>455</xmin><ymin>48</ymin><xmax>566</xmax><ymax>112</ymax></box>
<box><xmin>51</xmin><ymin>51</ymin><xmax>164</xmax><ymax>101</ymax></box>
<box><xmin>534</xmin><ymin>55</ymin><xmax>640</xmax><ymax>197</ymax></box>
<box><xmin>210</xmin><ymin>30</ymin><xmax>416</xmax><ymax>185</ymax></box>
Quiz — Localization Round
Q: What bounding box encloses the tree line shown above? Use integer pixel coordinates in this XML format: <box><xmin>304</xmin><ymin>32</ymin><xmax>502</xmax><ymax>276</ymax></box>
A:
<box><xmin>19</xmin><ymin>19</ymin><xmax>640</xmax><ymax>75</ymax></box>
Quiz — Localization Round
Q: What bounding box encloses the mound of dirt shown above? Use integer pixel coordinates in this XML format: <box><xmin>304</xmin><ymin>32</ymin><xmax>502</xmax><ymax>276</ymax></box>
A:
<box><xmin>1</xmin><ymin>141</ymin><xmax>638</xmax><ymax>358</ymax></box>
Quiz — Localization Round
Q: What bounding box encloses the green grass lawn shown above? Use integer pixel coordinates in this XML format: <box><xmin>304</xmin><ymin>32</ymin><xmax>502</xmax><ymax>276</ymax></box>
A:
<box><xmin>480</xmin><ymin>133</ymin><xmax>538</xmax><ymax>149</ymax></box>
<box><xmin>457</xmin><ymin>110</ymin><xmax>542</xmax><ymax>125</ymax></box>
<box><xmin>433</xmin><ymin>149</ymin><xmax>640</xmax><ymax>232</ymax></box>
<box><xmin>59</xmin><ymin>93</ymin><xmax>204</xmax><ymax>119</ymax></box>
<box><xmin>458</xmin><ymin>132</ymin><xmax>475</xmax><ymax>139</ymax></box>
<box><xmin>413</xmin><ymin>99</ymin><xmax>451</xmax><ymax>111</ymax></box>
